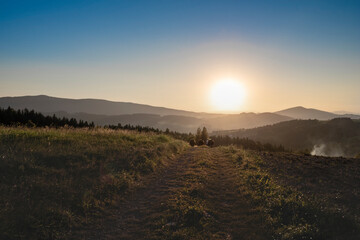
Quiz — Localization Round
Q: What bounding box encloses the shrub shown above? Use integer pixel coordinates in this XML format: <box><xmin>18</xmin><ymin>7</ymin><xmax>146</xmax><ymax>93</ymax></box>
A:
<box><xmin>206</xmin><ymin>139</ymin><xmax>214</xmax><ymax>147</ymax></box>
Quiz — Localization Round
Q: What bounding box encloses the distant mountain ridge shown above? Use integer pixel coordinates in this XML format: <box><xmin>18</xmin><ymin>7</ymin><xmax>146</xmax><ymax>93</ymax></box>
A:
<box><xmin>0</xmin><ymin>95</ymin><xmax>213</xmax><ymax>118</ymax></box>
<box><xmin>0</xmin><ymin>95</ymin><xmax>291</xmax><ymax>132</ymax></box>
<box><xmin>1</xmin><ymin>95</ymin><xmax>359</xmax><ymax>132</ymax></box>
<box><xmin>276</xmin><ymin>106</ymin><xmax>360</xmax><ymax>120</ymax></box>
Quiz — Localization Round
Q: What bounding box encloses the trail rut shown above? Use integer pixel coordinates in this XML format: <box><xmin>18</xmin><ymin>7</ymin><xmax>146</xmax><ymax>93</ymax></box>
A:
<box><xmin>77</xmin><ymin>147</ymin><xmax>269</xmax><ymax>239</ymax></box>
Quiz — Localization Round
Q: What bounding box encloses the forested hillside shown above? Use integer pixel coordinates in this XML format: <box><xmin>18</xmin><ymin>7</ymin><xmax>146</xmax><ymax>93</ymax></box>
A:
<box><xmin>214</xmin><ymin>118</ymin><xmax>360</xmax><ymax>157</ymax></box>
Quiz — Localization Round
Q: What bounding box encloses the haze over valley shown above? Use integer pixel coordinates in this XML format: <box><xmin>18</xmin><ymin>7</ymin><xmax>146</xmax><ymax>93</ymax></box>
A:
<box><xmin>1</xmin><ymin>95</ymin><xmax>359</xmax><ymax>133</ymax></box>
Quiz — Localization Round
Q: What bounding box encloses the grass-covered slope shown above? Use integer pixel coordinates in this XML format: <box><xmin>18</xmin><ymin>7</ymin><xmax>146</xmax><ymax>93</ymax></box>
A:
<box><xmin>0</xmin><ymin>127</ymin><xmax>187</xmax><ymax>239</ymax></box>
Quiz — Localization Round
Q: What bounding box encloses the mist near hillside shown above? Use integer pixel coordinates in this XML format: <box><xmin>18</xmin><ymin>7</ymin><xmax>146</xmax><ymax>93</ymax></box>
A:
<box><xmin>44</xmin><ymin>111</ymin><xmax>292</xmax><ymax>133</ymax></box>
<box><xmin>311</xmin><ymin>144</ymin><xmax>345</xmax><ymax>157</ymax></box>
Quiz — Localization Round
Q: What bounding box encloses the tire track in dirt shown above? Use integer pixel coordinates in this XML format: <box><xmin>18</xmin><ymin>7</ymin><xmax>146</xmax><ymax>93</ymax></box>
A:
<box><xmin>76</xmin><ymin>147</ymin><xmax>270</xmax><ymax>239</ymax></box>
<box><xmin>78</xmin><ymin>148</ymin><xmax>197</xmax><ymax>239</ymax></box>
<box><xmin>204</xmin><ymin>149</ymin><xmax>269</xmax><ymax>240</ymax></box>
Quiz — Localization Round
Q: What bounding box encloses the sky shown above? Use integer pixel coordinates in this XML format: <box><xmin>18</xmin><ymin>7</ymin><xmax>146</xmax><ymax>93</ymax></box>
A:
<box><xmin>1</xmin><ymin>0</ymin><xmax>359</xmax><ymax>113</ymax></box>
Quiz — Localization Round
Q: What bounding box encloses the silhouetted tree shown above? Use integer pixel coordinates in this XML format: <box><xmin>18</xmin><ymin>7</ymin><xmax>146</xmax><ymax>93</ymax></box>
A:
<box><xmin>0</xmin><ymin>107</ymin><xmax>94</xmax><ymax>128</ymax></box>
<box><xmin>195</xmin><ymin>127</ymin><xmax>202</xmax><ymax>142</ymax></box>
<box><xmin>201</xmin><ymin>127</ymin><xmax>208</xmax><ymax>142</ymax></box>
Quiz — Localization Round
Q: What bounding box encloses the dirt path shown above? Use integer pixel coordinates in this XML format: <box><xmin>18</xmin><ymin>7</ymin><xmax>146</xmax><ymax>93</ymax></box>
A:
<box><xmin>77</xmin><ymin>147</ymin><xmax>269</xmax><ymax>239</ymax></box>
<box><xmin>203</xmin><ymin>150</ymin><xmax>269</xmax><ymax>240</ymax></box>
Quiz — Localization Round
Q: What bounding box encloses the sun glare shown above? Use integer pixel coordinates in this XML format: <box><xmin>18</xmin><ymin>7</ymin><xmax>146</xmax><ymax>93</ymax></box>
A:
<box><xmin>210</xmin><ymin>79</ymin><xmax>246</xmax><ymax>112</ymax></box>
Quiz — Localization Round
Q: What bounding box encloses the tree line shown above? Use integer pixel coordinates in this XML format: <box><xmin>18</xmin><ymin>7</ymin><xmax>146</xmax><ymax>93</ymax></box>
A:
<box><xmin>195</xmin><ymin>127</ymin><xmax>209</xmax><ymax>142</ymax></box>
<box><xmin>0</xmin><ymin>106</ymin><xmax>192</xmax><ymax>140</ymax></box>
<box><xmin>210</xmin><ymin>135</ymin><xmax>286</xmax><ymax>152</ymax></box>
<box><xmin>0</xmin><ymin>107</ymin><xmax>95</xmax><ymax>128</ymax></box>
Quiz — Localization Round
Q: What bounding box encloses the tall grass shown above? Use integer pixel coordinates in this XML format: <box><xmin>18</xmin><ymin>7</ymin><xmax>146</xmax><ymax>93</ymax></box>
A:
<box><xmin>0</xmin><ymin>127</ymin><xmax>187</xmax><ymax>239</ymax></box>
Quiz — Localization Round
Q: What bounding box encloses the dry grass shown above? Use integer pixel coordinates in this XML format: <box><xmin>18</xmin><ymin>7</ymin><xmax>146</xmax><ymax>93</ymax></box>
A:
<box><xmin>0</xmin><ymin>126</ymin><xmax>187</xmax><ymax>239</ymax></box>
<box><xmin>220</xmin><ymin>146</ymin><xmax>360</xmax><ymax>239</ymax></box>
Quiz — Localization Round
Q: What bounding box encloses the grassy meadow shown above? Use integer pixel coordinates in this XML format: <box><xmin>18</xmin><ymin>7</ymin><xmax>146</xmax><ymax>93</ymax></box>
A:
<box><xmin>0</xmin><ymin>126</ymin><xmax>188</xmax><ymax>239</ymax></box>
<box><xmin>1</xmin><ymin>125</ymin><xmax>359</xmax><ymax>239</ymax></box>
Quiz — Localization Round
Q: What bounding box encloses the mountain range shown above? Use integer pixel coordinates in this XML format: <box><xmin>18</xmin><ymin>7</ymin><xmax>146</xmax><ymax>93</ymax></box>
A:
<box><xmin>0</xmin><ymin>95</ymin><xmax>359</xmax><ymax>133</ymax></box>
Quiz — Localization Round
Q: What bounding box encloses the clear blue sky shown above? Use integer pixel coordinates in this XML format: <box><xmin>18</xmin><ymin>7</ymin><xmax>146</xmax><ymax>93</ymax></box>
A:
<box><xmin>1</xmin><ymin>0</ymin><xmax>359</xmax><ymax>113</ymax></box>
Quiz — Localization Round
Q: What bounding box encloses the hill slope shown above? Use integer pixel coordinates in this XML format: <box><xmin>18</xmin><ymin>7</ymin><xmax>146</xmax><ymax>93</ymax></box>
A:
<box><xmin>276</xmin><ymin>106</ymin><xmax>360</xmax><ymax>120</ymax></box>
<box><xmin>276</xmin><ymin>106</ymin><xmax>338</xmax><ymax>120</ymax></box>
<box><xmin>0</xmin><ymin>95</ymin><xmax>212</xmax><ymax>118</ymax></box>
<box><xmin>213</xmin><ymin>118</ymin><xmax>360</xmax><ymax>157</ymax></box>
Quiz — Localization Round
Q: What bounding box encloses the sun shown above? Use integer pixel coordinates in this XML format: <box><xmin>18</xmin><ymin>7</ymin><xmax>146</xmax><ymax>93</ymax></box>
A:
<box><xmin>210</xmin><ymin>79</ymin><xmax>246</xmax><ymax>112</ymax></box>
